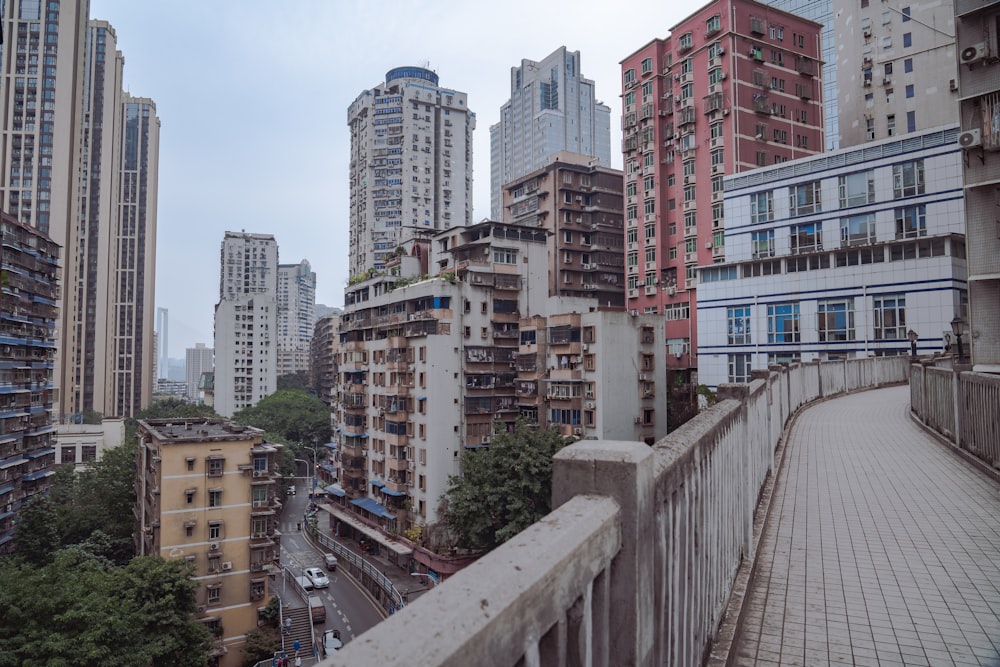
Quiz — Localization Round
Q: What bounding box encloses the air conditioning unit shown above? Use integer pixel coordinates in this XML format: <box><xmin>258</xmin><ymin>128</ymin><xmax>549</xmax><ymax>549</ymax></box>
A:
<box><xmin>636</xmin><ymin>281</ymin><xmax>645</xmax><ymax>287</ymax></box>
<box><xmin>481</xmin><ymin>436</ymin><xmax>490</xmax><ymax>445</ymax></box>
<box><xmin>667</xmin><ymin>286</ymin><xmax>676</xmax><ymax>295</ymax></box>
<box><xmin>717</xmin><ymin>47</ymin><xmax>725</xmax><ymax>55</ymax></box>
<box><xmin>722</xmin><ymin>108</ymin><xmax>730</xmax><ymax>116</ymax></box>
<box><xmin>196</xmin><ymin>606</ymin><xmax>206</xmax><ymax>614</ymax></box>
<box><xmin>222</xmin><ymin>561</ymin><xmax>233</xmax><ymax>571</ymax></box>
<box><xmin>961</xmin><ymin>42</ymin><xmax>988</xmax><ymax>66</ymax></box>
<box><xmin>582</xmin><ymin>344</ymin><xmax>589</xmax><ymax>352</ymax></box>
<box><xmin>210</xmin><ymin>542</ymin><xmax>220</xmax><ymax>551</ymax></box>
<box><xmin>719</xmin><ymin>72</ymin><xmax>727</xmax><ymax>80</ymax></box>
<box><xmin>959</xmin><ymin>129</ymin><xmax>983</xmax><ymax>149</ymax></box>
<box><xmin>755</xmin><ymin>133</ymin><xmax>764</xmax><ymax>140</ymax></box>
<box><xmin>950</xmin><ymin>79</ymin><xmax>959</xmax><ymax>92</ymax></box>
<box><xmin>585</xmin><ymin>402</ymin><xmax>595</xmax><ymax>409</ymax></box>
<box><xmin>573</xmin><ymin>428</ymin><xmax>583</xmax><ymax>436</ymax></box>
<box><xmin>706</xmin><ymin>241</ymin><xmax>714</xmax><ymax>249</ymax></box>
<box><xmin>634</xmin><ymin>417</ymin><xmax>643</xmax><ymax>424</ymax></box>
<box><xmin>252</xmin><ymin>470</ymin><xmax>264</xmax><ymax>477</ymax></box>
<box><xmin>630</xmin><ymin>309</ymin><xmax>639</xmax><ymax>317</ymax></box>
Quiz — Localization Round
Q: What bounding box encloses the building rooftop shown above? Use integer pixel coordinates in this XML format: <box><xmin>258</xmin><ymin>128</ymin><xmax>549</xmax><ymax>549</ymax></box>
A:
<box><xmin>138</xmin><ymin>418</ymin><xmax>264</xmax><ymax>443</ymax></box>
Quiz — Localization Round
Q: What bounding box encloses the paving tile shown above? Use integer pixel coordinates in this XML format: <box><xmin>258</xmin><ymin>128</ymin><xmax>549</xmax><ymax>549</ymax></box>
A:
<box><xmin>729</xmin><ymin>386</ymin><xmax>1000</xmax><ymax>667</ymax></box>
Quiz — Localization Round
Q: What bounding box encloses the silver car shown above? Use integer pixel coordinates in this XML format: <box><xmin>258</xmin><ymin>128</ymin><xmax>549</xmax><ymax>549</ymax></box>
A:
<box><xmin>304</xmin><ymin>566</ymin><xmax>329</xmax><ymax>589</ymax></box>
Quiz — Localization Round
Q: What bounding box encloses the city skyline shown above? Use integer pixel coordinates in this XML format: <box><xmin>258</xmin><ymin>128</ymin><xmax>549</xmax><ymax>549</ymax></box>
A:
<box><xmin>88</xmin><ymin>0</ymin><xmax>693</xmax><ymax>358</ymax></box>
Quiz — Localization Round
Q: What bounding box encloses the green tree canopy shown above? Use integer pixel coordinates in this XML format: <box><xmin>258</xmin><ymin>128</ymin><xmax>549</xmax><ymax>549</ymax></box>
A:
<box><xmin>442</xmin><ymin>421</ymin><xmax>568</xmax><ymax>552</ymax></box>
<box><xmin>0</xmin><ymin>552</ymin><xmax>210</xmax><ymax>667</ymax></box>
<box><xmin>276</xmin><ymin>371</ymin><xmax>311</xmax><ymax>392</ymax></box>
<box><xmin>232</xmin><ymin>389</ymin><xmax>331</xmax><ymax>445</ymax></box>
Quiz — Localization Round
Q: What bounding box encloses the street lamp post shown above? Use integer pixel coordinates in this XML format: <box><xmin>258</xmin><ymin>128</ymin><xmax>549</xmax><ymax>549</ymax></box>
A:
<box><xmin>950</xmin><ymin>317</ymin><xmax>967</xmax><ymax>364</ymax></box>
<box><xmin>907</xmin><ymin>329</ymin><xmax>918</xmax><ymax>359</ymax></box>
<box><xmin>301</xmin><ymin>444</ymin><xmax>319</xmax><ymax>498</ymax></box>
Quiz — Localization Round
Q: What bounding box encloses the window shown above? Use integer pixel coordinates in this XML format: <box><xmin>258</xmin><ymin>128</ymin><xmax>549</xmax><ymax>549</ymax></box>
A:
<box><xmin>906</xmin><ymin>110</ymin><xmax>916</xmax><ymax>133</ymax></box>
<box><xmin>728</xmin><ymin>307</ymin><xmax>752</xmax><ymax>344</ymax></box>
<box><xmin>186</xmin><ymin>457</ymin><xmax>195</xmax><ymax>471</ymax></box>
<box><xmin>902</xmin><ymin>6</ymin><xmax>910</xmax><ymax>20</ymax></box>
<box><xmin>866</xmin><ymin>117</ymin><xmax>875</xmax><ymax>141</ymax></box>
<box><xmin>887</xmin><ymin>114</ymin><xmax>896</xmax><ymax>137</ymax></box>
<box><xmin>209</xmin><ymin>490</ymin><xmax>222</xmax><ymax>507</ymax></box>
<box><xmin>679</xmin><ymin>32</ymin><xmax>693</xmax><ymax>50</ymax></box>
<box><xmin>623</xmin><ymin>69</ymin><xmax>636</xmax><ymax>86</ymax></box>
<box><xmin>874</xmin><ymin>295</ymin><xmax>906</xmax><ymax>339</ymax></box>
<box><xmin>81</xmin><ymin>446</ymin><xmax>96</xmax><ymax>462</ymax></box>
<box><xmin>60</xmin><ymin>446</ymin><xmax>76</xmax><ymax>464</ymax></box>
<box><xmin>209</xmin><ymin>522</ymin><xmax>222</xmax><ymax>540</ymax></box>
<box><xmin>626</xmin><ymin>182</ymin><xmax>637</xmax><ymax>197</ymax></box>
<box><xmin>789</xmin><ymin>181</ymin><xmax>821</xmax><ymax>216</ymax></box>
<box><xmin>728</xmin><ymin>353</ymin><xmax>752</xmax><ymax>383</ymax></box>
<box><xmin>641</xmin><ymin>57</ymin><xmax>653</xmax><ymax>74</ymax></box>
<box><xmin>750</xmin><ymin>191</ymin><xmax>774</xmax><ymax>223</ymax></box>
<box><xmin>841</xmin><ymin>213</ymin><xmax>876</xmax><ymax>246</ymax></box>
<box><xmin>752</xmin><ymin>230</ymin><xmax>775</xmax><ymax>258</ymax></box>
<box><xmin>207</xmin><ymin>457</ymin><xmax>224</xmax><ymax>477</ymax></box>
<box><xmin>905</xmin><ymin>84</ymin><xmax>914</xmax><ymax>98</ymax></box>
<box><xmin>818</xmin><ymin>300</ymin><xmax>855</xmax><ymax>342</ymax></box>
<box><xmin>768</xmin><ymin>303</ymin><xmax>800</xmax><ymax>343</ymax></box>
<box><xmin>624</xmin><ymin>91</ymin><xmax>635</xmax><ymax>107</ymax></box>
<box><xmin>904</xmin><ymin>58</ymin><xmax>913</xmax><ymax>73</ymax></box>
<box><xmin>791</xmin><ymin>223</ymin><xmax>822</xmax><ymax>253</ymax></box>
<box><xmin>895</xmin><ymin>205</ymin><xmax>926</xmax><ymax>238</ymax></box>
<box><xmin>903</xmin><ymin>32</ymin><xmax>912</xmax><ymax>48</ymax></box>
<box><xmin>207</xmin><ymin>585</ymin><xmax>222</xmax><ymax>605</ymax></box>
<box><xmin>893</xmin><ymin>160</ymin><xmax>924</xmax><ymax>197</ymax></box>
<box><xmin>839</xmin><ymin>170</ymin><xmax>875</xmax><ymax>207</ymax></box>
<box><xmin>706</xmin><ymin>14</ymin><xmax>721</xmax><ymax>34</ymax></box>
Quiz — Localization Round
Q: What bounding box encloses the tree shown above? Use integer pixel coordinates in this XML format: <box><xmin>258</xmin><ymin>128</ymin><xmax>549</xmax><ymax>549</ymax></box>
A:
<box><xmin>232</xmin><ymin>389</ymin><xmax>331</xmax><ymax>445</ymax></box>
<box><xmin>0</xmin><ymin>552</ymin><xmax>210</xmax><ymax>667</ymax></box>
<box><xmin>442</xmin><ymin>421</ymin><xmax>568</xmax><ymax>552</ymax></box>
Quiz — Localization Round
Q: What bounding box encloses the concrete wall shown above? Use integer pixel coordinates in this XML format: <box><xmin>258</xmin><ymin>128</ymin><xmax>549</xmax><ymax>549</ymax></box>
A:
<box><xmin>326</xmin><ymin>356</ymin><xmax>909</xmax><ymax>667</ymax></box>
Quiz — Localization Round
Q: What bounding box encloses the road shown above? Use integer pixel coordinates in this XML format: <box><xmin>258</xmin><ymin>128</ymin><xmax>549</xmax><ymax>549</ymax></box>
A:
<box><xmin>280</xmin><ymin>479</ymin><xmax>384</xmax><ymax>646</ymax></box>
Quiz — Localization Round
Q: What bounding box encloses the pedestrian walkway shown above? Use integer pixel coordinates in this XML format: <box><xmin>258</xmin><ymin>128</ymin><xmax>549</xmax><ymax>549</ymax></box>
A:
<box><xmin>733</xmin><ymin>385</ymin><xmax>1000</xmax><ymax>666</ymax></box>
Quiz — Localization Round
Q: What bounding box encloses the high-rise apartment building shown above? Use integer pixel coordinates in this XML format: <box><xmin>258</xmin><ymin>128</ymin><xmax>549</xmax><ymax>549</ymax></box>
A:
<box><xmin>186</xmin><ymin>343</ymin><xmax>214</xmax><ymax>402</ymax></box>
<box><xmin>760</xmin><ymin>0</ymin><xmax>838</xmax><ymax>150</ymax></box>
<box><xmin>277</xmin><ymin>259</ymin><xmax>316</xmax><ymax>377</ymax></box>
<box><xmin>490</xmin><ymin>47</ymin><xmax>612</xmax><ymax>220</ymax></box>
<box><xmin>135</xmin><ymin>419</ymin><xmax>281</xmax><ymax>664</ymax></box>
<box><xmin>310</xmin><ymin>312</ymin><xmax>340</xmax><ymax>406</ymax></box>
<box><xmin>835</xmin><ymin>0</ymin><xmax>957</xmax><ymax>148</ymax></box>
<box><xmin>106</xmin><ymin>94</ymin><xmax>158</xmax><ymax>417</ymax></box>
<box><xmin>620</xmin><ymin>0</ymin><xmax>823</xmax><ymax>387</ymax></box>
<box><xmin>501</xmin><ymin>151</ymin><xmax>625</xmax><ymax>308</ymax></box>
<box><xmin>157</xmin><ymin>307</ymin><xmax>169</xmax><ymax>379</ymax></box>
<box><xmin>0</xmin><ymin>8</ymin><xmax>159</xmax><ymax>420</ymax></box>
<box><xmin>213</xmin><ymin>232</ymin><xmax>278</xmax><ymax>418</ymax></box>
<box><xmin>334</xmin><ymin>221</ymin><xmax>666</xmax><ymax>571</ymax></box>
<box><xmin>0</xmin><ymin>213</ymin><xmax>60</xmax><ymax>553</ymax></box>
<box><xmin>347</xmin><ymin>67</ymin><xmax>475</xmax><ymax>276</ymax></box>
<box><xmin>955</xmin><ymin>0</ymin><xmax>1000</xmax><ymax>371</ymax></box>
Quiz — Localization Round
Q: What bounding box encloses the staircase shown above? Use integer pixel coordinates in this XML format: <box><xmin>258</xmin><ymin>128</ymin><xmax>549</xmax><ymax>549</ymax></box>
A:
<box><xmin>281</xmin><ymin>605</ymin><xmax>315</xmax><ymax>659</ymax></box>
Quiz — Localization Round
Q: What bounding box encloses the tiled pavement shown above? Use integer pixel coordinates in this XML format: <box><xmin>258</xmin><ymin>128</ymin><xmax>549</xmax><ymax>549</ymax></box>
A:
<box><xmin>733</xmin><ymin>385</ymin><xmax>1000</xmax><ymax>667</ymax></box>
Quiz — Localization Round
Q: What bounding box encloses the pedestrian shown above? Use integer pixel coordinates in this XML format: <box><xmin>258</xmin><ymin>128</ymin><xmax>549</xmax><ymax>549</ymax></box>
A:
<box><xmin>294</xmin><ymin>656</ymin><xmax>302</xmax><ymax>667</ymax></box>
<box><xmin>284</xmin><ymin>616</ymin><xmax>292</xmax><ymax>635</ymax></box>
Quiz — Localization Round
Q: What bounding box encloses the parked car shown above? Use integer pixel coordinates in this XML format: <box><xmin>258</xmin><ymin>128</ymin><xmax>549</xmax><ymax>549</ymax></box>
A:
<box><xmin>288</xmin><ymin>485</ymin><xmax>296</xmax><ymax>495</ymax></box>
<box><xmin>309</xmin><ymin>594</ymin><xmax>326</xmax><ymax>624</ymax></box>
<box><xmin>324</xmin><ymin>554</ymin><xmax>338</xmax><ymax>571</ymax></box>
<box><xmin>322</xmin><ymin>629</ymin><xmax>343</xmax><ymax>654</ymax></box>
<box><xmin>304</xmin><ymin>567</ymin><xmax>330</xmax><ymax>589</ymax></box>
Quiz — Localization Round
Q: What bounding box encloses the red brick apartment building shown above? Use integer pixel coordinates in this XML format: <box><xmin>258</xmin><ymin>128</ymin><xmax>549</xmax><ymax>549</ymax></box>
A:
<box><xmin>620</xmin><ymin>0</ymin><xmax>823</xmax><ymax>395</ymax></box>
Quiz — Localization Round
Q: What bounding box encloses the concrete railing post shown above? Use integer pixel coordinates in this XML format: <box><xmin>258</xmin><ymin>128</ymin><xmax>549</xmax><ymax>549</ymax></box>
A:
<box><xmin>552</xmin><ymin>441</ymin><xmax>656</xmax><ymax>666</ymax></box>
<box><xmin>953</xmin><ymin>369</ymin><xmax>962</xmax><ymax>449</ymax></box>
<box><xmin>719</xmin><ymin>382</ymin><xmax>755</xmax><ymax>556</ymax></box>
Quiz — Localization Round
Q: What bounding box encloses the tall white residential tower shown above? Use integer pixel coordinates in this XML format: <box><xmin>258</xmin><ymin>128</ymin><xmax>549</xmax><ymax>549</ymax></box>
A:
<box><xmin>213</xmin><ymin>232</ymin><xmax>278</xmax><ymax>417</ymax></box>
<box><xmin>277</xmin><ymin>259</ymin><xmax>316</xmax><ymax>377</ymax></box>
<box><xmin>347</xmin><ymin>66</ymin><xmax>475</xmax><ymax>276</ymax></box>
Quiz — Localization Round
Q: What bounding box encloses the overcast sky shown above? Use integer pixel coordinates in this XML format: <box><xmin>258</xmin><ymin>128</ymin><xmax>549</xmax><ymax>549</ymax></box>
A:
<box><xmin>89</xmin><ymin>0</ymin><xmax>692</xmax><ymax>358</ymax></box>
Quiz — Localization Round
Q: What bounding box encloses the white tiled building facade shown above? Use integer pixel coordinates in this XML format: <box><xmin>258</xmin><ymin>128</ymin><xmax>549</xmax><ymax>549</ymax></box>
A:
<box><xmin>277</xmin><ymin>260</ymin><xmax>316</xmax><ymax>377</ymax></box>
<box><xmin>213</xmin><ymin>232</ymin><xmax>278</xmax><ymax>417</ymax></box>
<box><xmin>347</xmin><ymin>67</ymin><xmax>475</xmax><ymax>276</ymax></box>
<box><xmin>697</xmin><ymin>126</ymin><xmax>966</xmax><ymax>387</ymax></box>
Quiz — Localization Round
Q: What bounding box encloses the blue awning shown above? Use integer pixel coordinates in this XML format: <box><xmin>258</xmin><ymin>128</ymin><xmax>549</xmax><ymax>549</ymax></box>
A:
<box><xmin>381</xmin><ymin>487</ymin><xmax>406</xmax><ymax>497</ymax></box>
<box><xmin>324</xmin><ymin>485</ymin><xmax>346</xmax><ymax>498</ymax></box>
<box><xmin>0</xmin><ymin>456</ymin><xmax>26</xmax><ymax>470</ymax></box>
<box><xmin>350</xmin><ymin>497</ymin><xmax>396</xmax><ymax>519</ymax></box>
<box><xmin>21</xmin><ymin>469</ymin><xmax>53</xmax><ymax>482</ymax></box>
<box><xmin>0</xmin><ymin>481</ymin><xmax>14</xmax><ymax>495</ymax></box>
<box><xmin>344</xmin><ymin>433</ymin><xmax>368</xmax><ymax>440</ymax></box>
<box><xmin>0</xmin><ymin>511</ymin><xmax>12</xmax><ymax>522</ymax></box>
<box><xmin>321</xmin><ymin>462</ymin><xmax>337</xmax><ymax>473</ymax></box>
<box><xmin>0</xmin><ymin>534</ymin><xmax>13</xmax><ymax>547</ymax></box>
<box><xmin>26</xmin><ymin>447</ymin><xmax>54</xmax><ymax>459</ymax></box>
<box><xmin>370</xmin><ymin>480</ymin><xmax>384</xmax><ymax>488</ymax></box>
<box><xmin>323</xmin><ymin>442</ymin><xmax>338</xmax><ymax>450</ymax></box>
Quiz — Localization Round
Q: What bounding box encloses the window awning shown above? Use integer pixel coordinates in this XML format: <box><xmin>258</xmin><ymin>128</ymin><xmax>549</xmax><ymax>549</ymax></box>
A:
<box><xmin>381</xmin><ymin>487</ymin><xmax>406</xmax><ymax>497</ymax></box>
<box><xmin>25</xmin><ymin>447</ymin><xmax>54</xmax><ymax>459</ymax></box>
<box><xmin>0</xmin><ymin>456</ymin><xmax>26</xmax><ymax>470</ymax></box>
<box><xmin>323</xmin><ymin>442</ymin><xmax>338</xmax><ymax>450</ymax></box>
<box><xmin>21</xmin><ymin>469</ymin><xmax>53</xmax><ymax>482</ymax></box>
<box><xmin>370</xmin><ymin>480</ymin><xmax>384</xmax><ymax>488</ymax></box>
<box><xmin>324</xmin><ymin>485</ymin><xmax>346</xmax><ymax>497</ymax></box>
<box><xmin>350</xmin><ymin>496</ymin><xmax>396</xmax><ymax>519</ymax></box>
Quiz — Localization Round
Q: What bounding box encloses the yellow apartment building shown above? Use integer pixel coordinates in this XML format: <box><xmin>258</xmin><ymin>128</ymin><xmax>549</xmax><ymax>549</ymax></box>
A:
<box><xmin>135</xmin><ymin>418</ymin><xmax>281</xmax><ymax>665</ymax></box>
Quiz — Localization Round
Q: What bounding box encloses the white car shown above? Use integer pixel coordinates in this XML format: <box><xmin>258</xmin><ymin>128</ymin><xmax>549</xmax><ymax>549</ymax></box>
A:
<box><xmin>322</xmin><ymin>629</ymin><xmax>343</xmax><ymax>653</ymax></box>
<box><xmin>304</xmin><ymin>567</ymin><xmax>330</xmax><ymax>589</ymax></box>
<box><xmin>288</xmin><ymin>485</ymin><xmax>296</xmax><ymax>495</ymax></box>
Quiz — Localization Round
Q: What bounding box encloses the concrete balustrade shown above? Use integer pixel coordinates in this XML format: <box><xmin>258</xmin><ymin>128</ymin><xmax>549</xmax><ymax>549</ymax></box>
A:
<box><xmin>323</xmin><ymin>358</ymin><xmax>909</xmax><ymax>667</ymax></box>
<box><xmin>911</xmin><ymin>362</ymin><xmax>1000</xmax><ymax>470</ymax></box>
